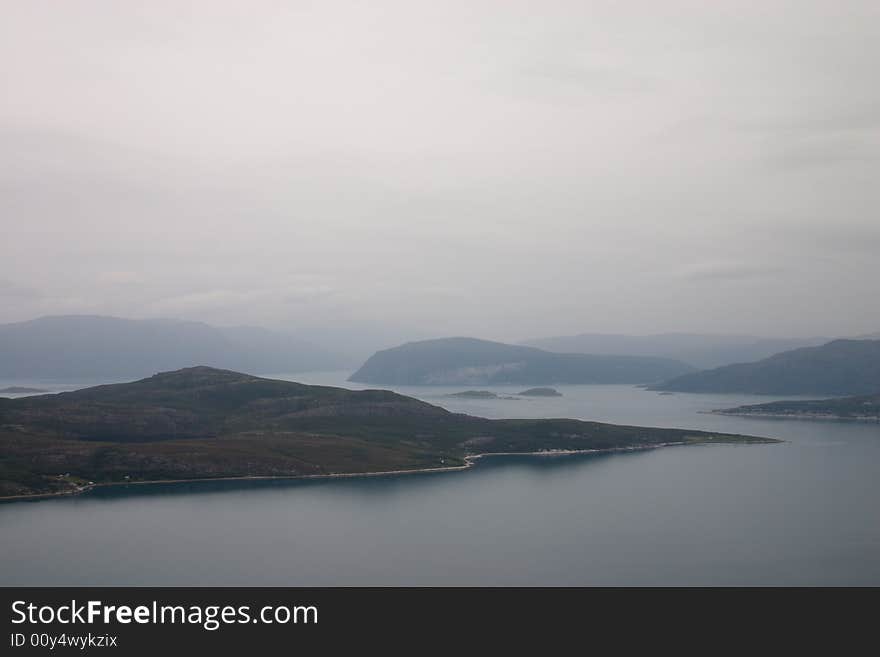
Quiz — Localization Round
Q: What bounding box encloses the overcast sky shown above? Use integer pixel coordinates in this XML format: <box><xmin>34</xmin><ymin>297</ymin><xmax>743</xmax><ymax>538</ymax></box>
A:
<box><xmin>2</xmin><ymin>1</ymin><xmax>878</xmax><ymax>343</ymax></box>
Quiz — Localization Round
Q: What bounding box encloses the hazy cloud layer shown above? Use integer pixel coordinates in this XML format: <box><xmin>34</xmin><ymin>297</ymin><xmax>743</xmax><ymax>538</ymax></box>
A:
<box><xmin>1</xmin><ymin>1</ymin><xmax>878</xmax><ymax>343</ymax></box>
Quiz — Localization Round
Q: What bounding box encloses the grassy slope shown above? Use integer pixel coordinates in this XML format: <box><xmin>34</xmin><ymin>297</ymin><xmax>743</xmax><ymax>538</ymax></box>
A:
<box><xmin>0</xmin><ymin>367</ymin><xmax>776</xmax><ymax>498</ymax></box>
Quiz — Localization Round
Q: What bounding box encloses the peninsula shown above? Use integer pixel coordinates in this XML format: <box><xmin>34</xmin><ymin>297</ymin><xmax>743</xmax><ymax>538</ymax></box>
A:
<box><xmin>714</xmin><ymin>392</ymin><xmax>880</xmax><ymax>421</ymax></box>
<box><xmin>0</xmin><ymin>367</ymin><xmax>777</xmax><ymax>499</ymax></box>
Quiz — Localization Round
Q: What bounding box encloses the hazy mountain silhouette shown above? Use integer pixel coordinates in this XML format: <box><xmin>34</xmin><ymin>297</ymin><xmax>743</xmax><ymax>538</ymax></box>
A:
<box><xmin>349</xmin><ymin>337</ymin><xmax>695</xmax><ymax>385</ymax></box>
<box><xmin>652</xmin><ymin>339</ymin><xmax>880</xmax><ymax>395</ymax></box>
<box><xmin>522</xmin><ymin>333</ymin><xmax>829</xmax><ymax>369</ymax></box>
<box><xmin>0</xmin><ymin>315</ymin><xmax>348</xmax><ymax>381</ymax></box>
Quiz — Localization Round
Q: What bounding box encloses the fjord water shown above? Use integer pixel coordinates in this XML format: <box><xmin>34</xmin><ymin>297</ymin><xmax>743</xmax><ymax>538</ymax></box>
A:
<box><xmin>2</xmin><ymin>374</ymin><xmax>879</xmax><ymax>586</ymax></box>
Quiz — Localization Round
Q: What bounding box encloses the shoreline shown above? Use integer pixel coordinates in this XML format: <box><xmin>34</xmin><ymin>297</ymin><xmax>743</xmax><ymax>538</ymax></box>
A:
<box><xmin>0</xmin><ymin>441</ymin><xmax>708</xmax><ymax>504</ymax></box>
<box><xmin>711</xmin><ymin>410</ymin><xmax>880</xmax><ymax>422</ymax></box>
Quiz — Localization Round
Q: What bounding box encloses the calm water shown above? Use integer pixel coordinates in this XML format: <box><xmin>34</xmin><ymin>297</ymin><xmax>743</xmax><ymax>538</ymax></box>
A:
<box><xmin>2</xmin><ymin>372</ymin><xmax>879</xmax><ymax>585</ymax></box>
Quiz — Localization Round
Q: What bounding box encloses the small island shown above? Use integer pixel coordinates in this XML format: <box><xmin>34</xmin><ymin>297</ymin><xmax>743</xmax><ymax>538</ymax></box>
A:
<box><xmin>447</xmin><ymin>390</ymin><xmax>518</xmax><ymax>400</ymax></box>
<box><xmin>0</xmin><ymin>386</ymin><xmax>48</xmax><ymax>394</ymax></box>
<box><xmin>517</xmin><ymin>387</ymin><xmax>562</xmax><ymax>397</ymax></box>
<box><xmin>0</xmin><ymin>367</ymin><xmax>779</xmax><ymax>500</ymax></box>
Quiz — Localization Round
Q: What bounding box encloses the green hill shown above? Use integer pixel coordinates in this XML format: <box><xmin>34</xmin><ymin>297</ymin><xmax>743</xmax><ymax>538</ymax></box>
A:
<box><xmin>0</xmin><ymin>367</ymin><xmax>772</xmax><ymax>498</ymax></box>
<box><xmin>652</xmin><ymin>339</ymin><xmax>880</xmax><ymax>395</ymax></box>
<box><xmin>349</xmin><ymin>337</ymin><xmax>694</xmax><ymax>386</ymax></box>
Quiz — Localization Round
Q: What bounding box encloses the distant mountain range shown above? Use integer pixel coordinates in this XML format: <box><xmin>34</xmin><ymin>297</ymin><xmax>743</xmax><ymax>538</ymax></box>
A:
<box><xmin>714</xmin><ymin>393</ymin><xmax>880</xmax><ymax>421</ymax></box>
<box><xmin>651</xmin><ymin>339</ymin><xmax>880</xmax><ymax>395</ymax></box>
<box><xmin>522</xmin><ymin>333</ymin><xmax>831</xmax><ymax>369</ymax></box>
<box><xmin>348</xmin><ymin>337</ymin><xmax>695</xmax><ymax>385</ymax></box>
<box><xmin>0</xmin><ymin>315</ymin><xmax>349</xmax><ymax>381</ymax></box>
<box><xmin>0</xmin><ymin>366</ymin><xmax>773</xmax><ymax>498</ymax></box>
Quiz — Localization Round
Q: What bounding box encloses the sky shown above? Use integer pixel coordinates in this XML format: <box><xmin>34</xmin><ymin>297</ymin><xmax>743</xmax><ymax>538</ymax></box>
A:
<box><xmin>2</xmin><ymin>0</ymin><xmax>879</xmax><ymax>345</ymax></box>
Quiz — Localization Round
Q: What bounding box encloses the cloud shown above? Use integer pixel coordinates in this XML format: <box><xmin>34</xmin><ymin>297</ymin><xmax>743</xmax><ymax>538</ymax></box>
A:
<box><xmin>738</xmin><ymin>105</ymin><xmax>880</xmax><ymax>139</ymax></box>
<box><xmin>760</xmin><ymin>134</ymin><xmax>880</xmax><ymax>172</ymax></box>
<box><xmin>98</xmin><ymin>271</ymin><xmax>146</xmax><ymax>285</ymax></box>
<box><xmin>1</xmin><ymin>2</ymin><xmax>879</xmax><ymax>338</ymax></box>
<box><xmin>680</xmin><ymin>262</ymin><xmax>784</xmax><ymax>283</ymax></box>
<box><xmin>500</xmin><ymin>59</ymin><xmax>658</xmax><ymax>104</ymax></box>
<box><xmin>282</xmin><ymin>284</ymin><xmax>336</xmax><ymax>305</ymax></box>
<box><xmin>0</xmin><ymin>279</ymin><xmax>41</xmax><ymax>299</ymax></box>
<box><xmin>144</xmin><ymin>289</ymin><xmax>277</xmax><ymax>316</ymax></box>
